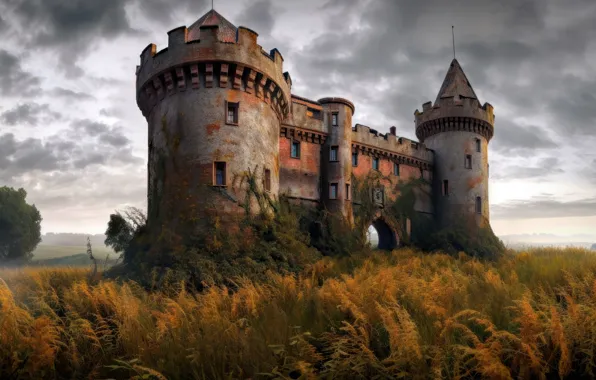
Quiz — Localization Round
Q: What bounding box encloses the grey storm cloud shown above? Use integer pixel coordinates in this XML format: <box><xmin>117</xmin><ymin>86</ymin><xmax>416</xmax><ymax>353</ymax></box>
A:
<box><xmin>290</xmin><ymin>0</ymin><xmax>596</xmax><ymax>141</ymax></box>
<box><xmin>0</xmin><ymin>119</ymin><xmax>142</xmax><ymax>181</ymax></box>
<box><xmin>7</xmin><ymin>0</ymin><xmax>137</xmax><ymax>76</ymax></box>
<box><xmin>490</xmin><ymin>120</ymin><xmax>558</xmax><ymax>156</ymax></box>
<box><xmin>0</xmin><ymin>50</ymin><xmax>41</xmax><ymax>97</ymax></box>
<box><xmin>492</xmin><ymin>196</ymin><xmax>596</xmax><ymax>219</ymax></box>
<box><xmin>0</xmin><ymin>103</ymin><xmax>62</xmax><ymax>126</ymax></box>
<box><xmin>491</xmin><ymin>157</ymin><xmax>564</xmax><ymax>181</ymax></box>
<box><xmin>52</xmin><ymin>87</ymin><xmax>95</xmax><ymax>100</ymax></box>
<box><xmin>235</xmin><ymin>0</ymin><xmax>275</xmax><ymax>36</ymax></box>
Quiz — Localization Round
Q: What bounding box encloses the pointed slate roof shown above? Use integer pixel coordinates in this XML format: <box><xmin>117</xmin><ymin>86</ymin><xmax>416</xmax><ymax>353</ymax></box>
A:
<box><xmin>187</xmin><ymin>9</ymin><xmax>238</xmax><ymax>43</ymax></box>
<box><xmin>435</xmin><ymin>59</ymin><xmax>478</xmax><ymax>104</ymax></box>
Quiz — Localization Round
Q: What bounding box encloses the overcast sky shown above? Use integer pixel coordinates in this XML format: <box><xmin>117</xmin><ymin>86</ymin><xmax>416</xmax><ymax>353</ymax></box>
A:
<box><xmin>0</xmin><ymin>0</ymin><xmax>595</xmax><ymax>240</ymax></box>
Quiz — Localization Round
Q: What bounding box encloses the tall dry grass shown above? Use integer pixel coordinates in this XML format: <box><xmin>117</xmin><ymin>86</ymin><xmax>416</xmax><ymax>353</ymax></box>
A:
<box><xmin>2</xmin><ymin>247</ymin><xmax>596</xmax><ymax>379</ymax></box>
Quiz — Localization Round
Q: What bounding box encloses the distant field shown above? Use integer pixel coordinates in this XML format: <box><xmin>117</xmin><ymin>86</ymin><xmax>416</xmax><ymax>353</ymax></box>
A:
<box><xmin>33</xmin><ymin>244</ymin><xmax>115</xmax><ymax>260</ymax></box>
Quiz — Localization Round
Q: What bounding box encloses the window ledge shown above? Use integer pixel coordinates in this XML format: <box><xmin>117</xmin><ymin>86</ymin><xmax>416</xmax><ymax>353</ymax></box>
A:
<box><xmin>225</xmin><ymin>122</ymin><xmax>239</xmax><ymax>126</ymax></box>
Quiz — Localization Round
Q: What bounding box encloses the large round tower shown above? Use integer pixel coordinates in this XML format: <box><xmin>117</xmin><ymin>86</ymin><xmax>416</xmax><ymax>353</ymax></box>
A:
<box><xmin>136</xmin><ymin>10</ymin><xmax>291</xmax><ymax>235</ymax></box>
<box><xmin>414</xmin><ymin>59</ymin><xmax>494</xmax><ymax>228</ymax></box>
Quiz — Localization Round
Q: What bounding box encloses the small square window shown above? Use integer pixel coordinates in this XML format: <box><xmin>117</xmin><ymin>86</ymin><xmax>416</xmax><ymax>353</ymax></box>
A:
<box><xmin>214</xmin><ymin>162</ymin><xmax>226</xmax><ymax>186</ymax></box>
<box><xmin>264</xmin><ymin>169</ymin><xmax>271</xmax><ymax>192</ymax></box>
<box><xmin>332</xmin><ymin>113</ymin><xmax>338</xmax><ymax>127</ymax></box>
<box><xmin>442</xmin><ymin>180</ymin><xmax>449</xmax><ymax>196</ymax></box>
<box><xmin>330</xmin><ymin>146</ymin><xmax>339</xmax><ymax>162</ymax></box>
<box><xmin>465</xmin><ymin>154</ymin><xmax>472</xmax><ymax>169</ymax></box>
<box><xmin>476</xmin><ymin>138</ymin><xmax>481</xmax><ymax>153</ymax></box>
<box><xmin>226</xmin><ymin>102</ymin><xmax>239</xmax><ymax>124</ymax></box>
<box><xmin>329</xmin><ymin>183</ymin><xmax>338</xmax><ymax>199</ymax></box>
<box><xmin>291</xmin><ymin>140</ymin><xmax>301</xmax><ymax>159</ymax></box>
<box><xmin>345</xmin><ymin>184</ymin><xmax>350</xmax><ymax>200</ymax></box>
<box><xmin>372</xmin><ymin>157</ymin><xmax>379</xmax><ymax>170</ymax></box>
<box><xmin>393</xmin><ymin>163</ymin><xmax>400</xmax><ymax>176</ymax></box>
<box><xmin>352</xmin><ymin>152</ymin><xmax>358</xmax><ymax>166</ymax></box>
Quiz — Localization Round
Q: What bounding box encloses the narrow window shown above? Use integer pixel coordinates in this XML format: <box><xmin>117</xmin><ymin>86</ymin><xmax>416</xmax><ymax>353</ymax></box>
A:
<box><xmin>476</xmin><ymin>196</ymin><xmax>482</xmax><ymax>214</ymax></box>
<box><xmin>372</xmin><ymin>157</ymin><xmax>379</xmax><ymax>170</ymax></box>
<box><xmin>226</xmin><ymin>102</ymin><xmax>239</xmax><ymax>124</ymax></box>
<box><xmin>264</xmin><ymin>169</ymin><xmax>271</xmax><ymax>191</ymax></box>
<box><xmin>330</xmin><ymin>146</ymin><xmax>339</xmax><ymax>162</ymax></box>
<box><xmin>352</xmin><ymin>152</ymin><xmax>358</xmax><ymax>166</ymax></box>
<box><xmin>214</xmin><ymin>162</ymin><xmax>226</xmax><ymax>186</ymax></box>
<box><xmin>291</xmin><ymin>140</ymin><xmax>301</xmax><ymax>158</ymax></box>
<box><xmin>329</xmin><ymin>183</ymin><xmax>338</xmax><ymax>199</ymax></box>
<box><xmin>345</xmin><ymin>184</ymin><xmax>350</xmax><ymax>200</ymax></box>
<box><xmin>332</xmin><ymin>113</ymin><xmax>338</xmax><ymax>127</ymax></box>
<box><xmin>393</xmin><ymin>162</ymin><xmax>400</xmax><ymax>176</ymax></box>
<box><xmin>442</xmin><ymin>180</ymin><xmax>449</xmax><ymax>196</ymax></box>
<box><xmin>476</xmin><ymin>138</ymin><xmax>481</xmax><ymax>153</ymax></box>
<box><xmin>465</xmin><ymin>154</ymin><xmax>472</xmax><ymax>169</ymax></box>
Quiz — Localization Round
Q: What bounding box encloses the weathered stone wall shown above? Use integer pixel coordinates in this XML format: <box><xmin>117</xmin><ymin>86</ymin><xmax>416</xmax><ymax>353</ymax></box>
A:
<box><xmin>351</xmin><ymin>124</ymin><xmax>434</xmax><ymax>215</ymax></box>
<box><xmin>320</xmin><ymin>98</ymin><xmax>355</xmax><ymax>223</ymax></box>
<box><xmin>423</xmin><ymin>131</ymin><xmax>489</xmax><ymax>226</ymax></box>
<box><xmin>138</xmin><ymin>23</ymin><xmax>290</xmax><ymax>234</ymax></box>
<box><xmin>415</xmin><ymin>95</ymin><xmax>494</xmax><ymax>227</ymax></box>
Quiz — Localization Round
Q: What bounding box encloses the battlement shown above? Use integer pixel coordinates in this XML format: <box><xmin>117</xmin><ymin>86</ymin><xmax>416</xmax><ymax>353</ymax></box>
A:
<box><xmin>352</xmin><ymin>124</ymin><xmax>433</xmax><ymax>169</ymax></box>
<box><xmin>136</xmin><ymin>22</ymin><xmax>291</xmax><ymax>120</ymax></box>
<box><xmin>414</xmin><ymin>96</ymin><xmax>495</xmax><ymax>142</ymax></box>
<box><xmin>318</xmin><ymin>97</ymin><xmax>355</xmax><ymax>115</ymax></box>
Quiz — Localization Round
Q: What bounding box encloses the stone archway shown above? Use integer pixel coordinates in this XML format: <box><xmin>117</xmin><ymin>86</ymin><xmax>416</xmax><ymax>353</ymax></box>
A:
<box><xmin>366</xmin><ymin>212</ymin><xmax>401</xmax><ymax>251</ymax></box>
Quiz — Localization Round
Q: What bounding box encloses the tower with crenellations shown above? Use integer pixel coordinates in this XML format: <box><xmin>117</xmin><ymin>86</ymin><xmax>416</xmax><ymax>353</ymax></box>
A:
<box><xmin>135</xmin><ymin>8</ymin><xmax>495</xmax><ymax>247</ymax></box>
<box><xmin>414</xmin><ymin>59</ymin><xmax>494</xmax><ymax>228</ymax></box>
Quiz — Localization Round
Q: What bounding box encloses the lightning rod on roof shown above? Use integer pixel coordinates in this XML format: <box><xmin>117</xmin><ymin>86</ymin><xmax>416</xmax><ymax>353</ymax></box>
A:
<box><xmin>452</xmin><ymin>25</ymin><xmax>456</xmax><ymax>59</ymax></box>
<box><xmin>212</xmin><ymin>0</ymin><xmax>214</xmax><ymax>10</ymax></box>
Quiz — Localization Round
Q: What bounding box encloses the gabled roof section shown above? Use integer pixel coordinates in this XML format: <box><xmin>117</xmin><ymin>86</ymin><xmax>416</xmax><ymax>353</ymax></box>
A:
<box><xmin>435</xmin><ymin>59</ymin><xmax>478</xmax><ymax>104</ymax></box>
<box><xmin>187</xmin><ymin>9</ymin><xmax>238</xmax><ymax>43</ymax></box>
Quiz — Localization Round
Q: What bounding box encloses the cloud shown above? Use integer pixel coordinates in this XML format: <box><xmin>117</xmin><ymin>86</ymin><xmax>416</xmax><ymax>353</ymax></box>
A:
<box><xmin>493</xmin><ymin>196</ymin><xmax>596</xmax><ymax>219</ymax></box>
<box><xmin>490</xmin><ymin>120</ymin><xmax>558</xmax><ymax>156</ymax></box>
<box><xmin>491</xmin><ymin>157</ymin><xmax>563</xmax><ymax>181</ymax></box>
<box><xmin>8</xmin><ymin>0</ymin><xmax>138</xmax><ymax>76</ymax></box>
<box><xmin>52</xmin><ymin>87</ymin><xmax>95</xmax><ymax>100</ymax></box>
<box><xmin>0</xmin><ymin>119</ymin><xmax>142</xmax><ymax>181</ymax></box>
<box><xmin>131</xmin><ymin>0</ymin><xmax>209</xmax><ymax>26</ymax></box>
<box><xmin>0</xmin><ymin>103</ymin><xmax>62</xmax><ymax>126</ymax></box>
<box><xmin>236</xmin><ymin>0</ymin><xmax>275</xmax><ymax>35</ymax></box>
<box><xmin>0</xmin><ymin>50</ymin><xmax>41</xmax><ymax>97</ymax></box>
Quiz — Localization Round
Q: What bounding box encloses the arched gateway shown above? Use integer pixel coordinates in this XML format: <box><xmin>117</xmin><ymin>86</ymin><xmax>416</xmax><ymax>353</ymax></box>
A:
<box><xmin>366</xmin><ymin>211</ymin><xmax>403</xmax><ymax>251</ymax></box>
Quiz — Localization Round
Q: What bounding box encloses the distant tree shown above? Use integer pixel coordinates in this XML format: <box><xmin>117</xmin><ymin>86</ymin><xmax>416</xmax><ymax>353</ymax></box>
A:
<box><xmin>0</xmin><ymin>186</ymin><xmax>42</xmax><ymax>264</ymax></box>
<box><xmin>104</xmin><ymin>206</ymin><xmax>147</xmax><ymax>259</ymax></box>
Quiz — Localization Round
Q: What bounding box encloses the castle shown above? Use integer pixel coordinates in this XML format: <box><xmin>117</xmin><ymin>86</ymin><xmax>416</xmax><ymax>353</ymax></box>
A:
<box><xmin>135</xmin><ymin>9</ymin><xmax>495</xmax><ymax>249</ymax></box>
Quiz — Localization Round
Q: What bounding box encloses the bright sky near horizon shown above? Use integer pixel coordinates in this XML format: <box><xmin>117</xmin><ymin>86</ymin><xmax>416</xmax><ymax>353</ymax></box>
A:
<box><xmin>0</xmin><ymin>0</ymin><xmax>595</xmax><ymax>240</ymax></box>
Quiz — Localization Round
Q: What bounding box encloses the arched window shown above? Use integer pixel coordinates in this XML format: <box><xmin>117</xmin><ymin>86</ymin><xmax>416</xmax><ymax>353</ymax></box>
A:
<box><xmin>475</xmin><ymin>196</ymin><xmax>482</xmax><ymax>214</ymax></box>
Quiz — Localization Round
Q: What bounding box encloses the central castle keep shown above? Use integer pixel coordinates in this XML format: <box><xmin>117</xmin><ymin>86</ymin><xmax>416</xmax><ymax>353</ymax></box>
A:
<box><xmin>136</xmin><ymin>10</ymin><xmax>495</xmax><ymax>248</ymax></box>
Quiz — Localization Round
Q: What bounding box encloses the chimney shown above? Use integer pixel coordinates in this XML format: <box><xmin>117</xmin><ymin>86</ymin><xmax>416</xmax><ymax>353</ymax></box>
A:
<box><xmin>390</xmin><ymin>126</ymin><xmax>396</xmax><ymax>136</ymax></box>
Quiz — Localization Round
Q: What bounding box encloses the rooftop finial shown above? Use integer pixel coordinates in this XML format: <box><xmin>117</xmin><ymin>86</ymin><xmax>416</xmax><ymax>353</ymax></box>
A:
<box><xmin>452</xmin><ymin>25</ymin><xmax>456</xmax><ymax>60</ymax></box>
<box><xmin>212</xmin><ymin>0</ymin><xmax>214</xmax><ymax>10</ymax></box>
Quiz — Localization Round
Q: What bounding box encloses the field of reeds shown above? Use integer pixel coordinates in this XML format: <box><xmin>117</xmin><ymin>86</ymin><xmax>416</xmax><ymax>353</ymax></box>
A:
<box><xmin>2</xmin><ymin>247</ymin><xmax>596</xmax><ymax>379</ymax></box>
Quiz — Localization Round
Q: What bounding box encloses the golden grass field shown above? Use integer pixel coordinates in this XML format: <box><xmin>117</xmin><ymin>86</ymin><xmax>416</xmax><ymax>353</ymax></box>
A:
<box><xmin>2</xmin><ymin>247</ymin><xmax>596</xmax><ymax>379</ymax></box>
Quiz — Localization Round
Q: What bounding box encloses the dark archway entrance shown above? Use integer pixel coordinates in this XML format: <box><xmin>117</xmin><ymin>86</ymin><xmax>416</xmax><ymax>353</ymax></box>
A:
<box><xmin>367</xmin><ymin>218</ymin><xmax>399</xmax><ymax>250</ymax></box>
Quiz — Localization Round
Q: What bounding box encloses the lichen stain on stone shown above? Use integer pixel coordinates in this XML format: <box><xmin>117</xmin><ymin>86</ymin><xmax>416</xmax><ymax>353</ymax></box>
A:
<box><xmin>206</xmin><ymin>123</ymin><xmax>220</xmax><ymax>136</ymax></box>
<box><xmin>467</xmin><ymin>175</ymin><xmax>483</xmax><ymax>189</ymax></box>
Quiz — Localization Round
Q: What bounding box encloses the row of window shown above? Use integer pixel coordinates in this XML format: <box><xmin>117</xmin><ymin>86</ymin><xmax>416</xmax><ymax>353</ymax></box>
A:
<box><xmin>441</xmin><ymin>179</ymin><xmax>483</xmax><ymax>214</ymax></box>
<box><xmin>291</xmin><ymin>141</ymin><xmax>402</xmax><ymax>175</ymax></box>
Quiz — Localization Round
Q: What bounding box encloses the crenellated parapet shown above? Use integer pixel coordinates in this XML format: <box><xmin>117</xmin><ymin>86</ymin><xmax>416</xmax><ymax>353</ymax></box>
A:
<box><xmin>414</xmin><ymin>97</ymin><xmax>495</xmax><ymax>142</ymax></box>
<box><xmin>352</xmin><ymin>124</ymin><xmax>434</xmax><ymax>170</ymax></box>
<box><xmin>136</xmin><ymin>24</ymin><xmax>291</xmax><ymax>121</ymax></box>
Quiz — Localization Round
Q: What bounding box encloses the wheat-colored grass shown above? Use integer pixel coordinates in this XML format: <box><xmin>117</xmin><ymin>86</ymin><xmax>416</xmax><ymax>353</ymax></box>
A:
<box><xmin>1</xmin><ymin>247</ymin><xmax>596</xmax><ymax>379</ymax></box>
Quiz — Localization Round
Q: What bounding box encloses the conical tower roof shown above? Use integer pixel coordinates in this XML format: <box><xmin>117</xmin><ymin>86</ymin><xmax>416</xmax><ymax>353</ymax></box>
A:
<box><xmin>435</xmin><ymin>59</ymin><xmax>478</xmax><ymax>104</ymax></box>
<box><xmin>188</xmin><ymin>9</ymin><xmax>238</xmax><ymax>43</ymax></box>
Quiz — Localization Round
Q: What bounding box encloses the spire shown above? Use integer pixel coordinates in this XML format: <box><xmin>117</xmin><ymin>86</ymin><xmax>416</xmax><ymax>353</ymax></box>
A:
<box><xmin>435</xmin><ymin>59</ymin><xmax>478</xmax><ymax>104</ymax></box>
<box><xmin>187</xmin><ymin>9</ymin><xmax>237</xmax><ymax>42</ymax></box>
